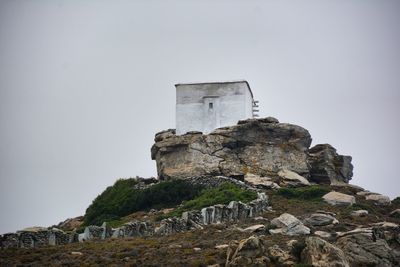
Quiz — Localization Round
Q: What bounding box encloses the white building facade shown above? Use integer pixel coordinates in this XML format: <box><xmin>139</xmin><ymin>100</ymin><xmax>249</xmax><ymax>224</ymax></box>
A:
<box><xmin>175</xmin><ymin>81</ymin><xmax>257</xmax><ymax>135</ymax></box>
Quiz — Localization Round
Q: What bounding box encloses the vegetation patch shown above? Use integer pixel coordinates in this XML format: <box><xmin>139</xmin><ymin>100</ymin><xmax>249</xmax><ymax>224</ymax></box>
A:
<box><xmin>84</xmin><ymin>179</ymin><xmax>204</xmax><ymax>226</ymax></box>
<box><xmin>392</xmin><ymin>197</ymin><xmax>400</xmax><ymax>206</ymax></box>
<box><xmin>275</xmin><ymin>186</ymin><xmax>330</xmax><ymax>201</ymax></box>
<box><xmin>160</xmin><ymin>182</ymin><xmax>258</xmax><ymax>219</ymax></box>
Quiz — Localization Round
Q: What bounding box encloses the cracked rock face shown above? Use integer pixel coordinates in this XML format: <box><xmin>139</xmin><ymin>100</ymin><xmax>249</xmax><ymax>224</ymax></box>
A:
<box><xmin>151</xmin><ymin>118</ymin><xmax>312</xmax><ymax>180</ymax></box>
<box><xmin>308</xmin><ymin>144</ymin><xmax>353</xmax><ymax>184</ymax></box>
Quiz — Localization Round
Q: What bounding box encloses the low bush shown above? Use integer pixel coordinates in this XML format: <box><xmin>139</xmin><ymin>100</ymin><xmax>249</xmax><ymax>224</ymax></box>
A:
<box><xmin>84</xmin><ymin>179</ymin><xmax>204</xmax><ymax>226</ymax></box>
<box><xmin>392</xmin><ymin>197</ymin><xmax>400</xmax><ymax>206</ymax></box>
<box><xmin>275</xmin><ymin>186</ymin><xmax>330</xmax><ymax>201</ymax></box>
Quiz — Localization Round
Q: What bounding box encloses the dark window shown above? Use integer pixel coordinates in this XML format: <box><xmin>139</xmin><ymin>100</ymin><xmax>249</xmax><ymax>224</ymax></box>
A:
<box><xmin>209</xmin><ymin>102</ymin><xmax>213</xmax><ymax>109</ymax></box>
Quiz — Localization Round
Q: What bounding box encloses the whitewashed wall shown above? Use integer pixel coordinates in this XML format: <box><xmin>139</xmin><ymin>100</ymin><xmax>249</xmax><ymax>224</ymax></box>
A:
<box><xmin>176</xmin><ymin>82</ymin><xmax>253</xmax><ymax>135</ymax></box>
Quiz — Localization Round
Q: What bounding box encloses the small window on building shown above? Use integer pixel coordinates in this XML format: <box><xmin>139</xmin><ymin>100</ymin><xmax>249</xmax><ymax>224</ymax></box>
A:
<box><xmin>209</xmin><ymin>102</ymin><xmax>213</xmax><ymax>110</ymax></box>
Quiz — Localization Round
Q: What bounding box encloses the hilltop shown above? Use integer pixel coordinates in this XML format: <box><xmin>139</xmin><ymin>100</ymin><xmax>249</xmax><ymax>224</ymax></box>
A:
<box><xmin>1</xmin><ymin>117</ymin><xmax>399</xmax><ymax>267</ymax></box>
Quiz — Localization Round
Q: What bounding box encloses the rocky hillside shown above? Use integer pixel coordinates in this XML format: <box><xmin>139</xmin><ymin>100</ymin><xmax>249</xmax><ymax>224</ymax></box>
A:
<box><xmin>1</xmin><ymin>117</ymin><xmax>399</xmax><ymax>267</ymax></box>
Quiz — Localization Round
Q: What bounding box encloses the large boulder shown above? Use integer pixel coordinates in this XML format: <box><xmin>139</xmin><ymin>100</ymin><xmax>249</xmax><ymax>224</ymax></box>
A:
<box><xmin>270</xmin><ymin>213</ymin><xmax>311</xmax><ymax>236</ymax></box>
<box><xmin>277</xmin><ymin>169</ymin><xmax>311</xmax><ymax>187</ymax></box>
<box><xmin>151</xmin><ymin>118</ymin><xmax>312</xmax><ymax>180</ymax></box>
<box><xmin>323</xmin><ymin>191</ymin><xmax>355</xmax><ymax>206</ymax></box>
<box><xmin>304</xmin><ymin>212</ymin><xmax>338</xmax><ymax>226</ymax></box>
<box><xmin>365</xmin><ymin>194</ymin><xmax>391</xmax><ymax>206</ymax></box>
<box><xmin>301</xmin><ymin>237</ymin><xmax>349</xmax><ymax>267</ymax></box>
<box><xmin>308</xmin><ymin>144</ymin><xmax>353</xmax><ymax>184</ymax></box>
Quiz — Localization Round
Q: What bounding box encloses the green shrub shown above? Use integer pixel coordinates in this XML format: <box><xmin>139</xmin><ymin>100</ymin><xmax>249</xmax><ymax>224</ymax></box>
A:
<box><xmin>84</xmin><ymin>179</ymin><xmax>204</xmax><ymax>226</ymax></box>
<box><xmin>392</xmin><ymin>197</ymin><xmax>400</xmax><ymax>205</ymax></box>
<box><xmin>275</xmin><ymin>186</ymin><xmax>330</xmax><ymax>201</ymax></box>
<box><xmin>163</xmin><ymin>182</ymin><xmax>258</xmax><ymax>218</ymax></box>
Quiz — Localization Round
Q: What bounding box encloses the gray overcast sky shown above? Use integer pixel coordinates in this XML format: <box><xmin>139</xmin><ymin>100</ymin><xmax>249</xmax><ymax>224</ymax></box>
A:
<box><xmin>0</xmin><ymin>0</ymin><xmax>399</xmax><ymax>234</ymax></box>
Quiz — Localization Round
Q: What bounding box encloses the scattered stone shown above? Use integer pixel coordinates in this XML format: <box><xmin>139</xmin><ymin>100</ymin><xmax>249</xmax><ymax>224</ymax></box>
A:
<box><xmin>278</xmin><ymin>169</ymin><xmax>310</xmax><ymax>186</ymax></box>
<box><xmin>351</xmin><ymin>210</ymin><xmax>369</xmax><ymax>217</ymax></box>
<box><xmin>336</xmin><ymin>228</ymin><xmax>373</xmax><ymax>238</ymax></box>
<box><xmin>215</xmin><ymin>244</ymin><xmax>229</xmax><ymax>249</ymax></box>
<box><xmin>193</xmin><ymin>247</ymin><xmax>201</xmax><ymax>252</ymax></box>
<box><xmin>270</xmin><ymin>213</ymin><xmax>310</xmax><ymax>236</ymax></box>
<box><xmin>71</xmin><ymin>251</ymin><xmax>83</xmax><ymax>256</ymax></box>
<box><xmin>301</xmin><ymin>237</ymin><xmax>349</xmax><ymax>267</ymax></box>
<box><xmin>168</xmin><ymin>244</ymin><xmax>182</xmax><ymax>249</ymax></box>
<box><xmin>269</xmin><ymin>228</ymin><xmax>284</xmax><ymax>235</ymax></box>
<box><xmin>365</xmin><ymin>194</ymin><xmax>391</xmax><ymax>205</ymax></box>
<box><xmin>322</xmin><ymin>191</ymin><xmax>355</xmax><ymax>206</ymax></box>
<box><xmin>314</xmin><ymin>231</ymin><xmax>332</xmax><ymax>239</ymax></box>
<box><xmin>243</xmin><ymin>224</ymin><xmax>265</xmax><ymax>233</ymax></box>
<box><xmin>308</xmin><ymin>144</ymin><xmax>353</xmax><ymax>184</ymax></box>
<box><xmin>304</xmin><ymin>213</ymin><xmax>338</xmax><ymax>226</ymax></box>
<box><xmin>253</xmin><ymin>216</ymin><xmax>268</xmax><ymax>222</ymax></box>
<box><xmin>371</xmin><ymin>222</ymin><xmax>399</xmax><ymax>228</ymax></box>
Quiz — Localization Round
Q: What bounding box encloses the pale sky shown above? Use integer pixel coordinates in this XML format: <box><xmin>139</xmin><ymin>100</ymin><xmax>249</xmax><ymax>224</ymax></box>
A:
<box><xmin>1</xmin><ymin>0</ymin><xmax>399</xmax><ymax>234</ymax></box>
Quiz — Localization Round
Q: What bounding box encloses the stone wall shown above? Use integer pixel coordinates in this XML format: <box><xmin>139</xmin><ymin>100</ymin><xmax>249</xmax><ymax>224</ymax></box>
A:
<box><xmin>1</xmin><ymin>192</ymin><xmax>269</xmax><ymax>249</ymax></box>
<box><xmin>0</xmin><ymin>227</ymin><xmax>77</xmax><ymax>249</ymax></box>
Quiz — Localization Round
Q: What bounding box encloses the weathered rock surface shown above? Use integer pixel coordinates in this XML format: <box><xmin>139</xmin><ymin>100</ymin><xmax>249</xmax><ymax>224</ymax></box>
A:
<box><xmin>308</xmin><ymin>144</ymin><xmax>353</xmax><ymax>184</ymax></box>
<box><xmin>277</xmin><ymin>169</ymin><xmax>311</xmax><ymax>187</ymax></box>
<box><xmin>304</xmin><ymin>212</ymin><xmax>338</xmax><ymax>226</ymax></box>
<box><xmin>314</xmin><ymin>230</ymin><xmax>332</xmax><ymax>239</ymax></box>
<box><xmin>227</xmin><ymin>235</ymin><xmax>268</xmax><ymax>267</ymax></box>
<box><xmin>351</xmin><ymin>210</ymin><xmax>369</xmax><ymax>217</ymax></box>
<box><xmin>336</xmin><ymin>230</ymin><xmax>400</xmax><ymax>266</ymax></box>
<box><xmin>244</xmin><ymin>173</ymin><xmax>280</xmax><ymax>189</ymax></box>
<box><xmin>365</xmin><ymin>194</ymin><xmax>391</xmax><ymax>206</ymax></box>
<box><xmin>301</xmin><ymin>237</ymin><xmax>349</xmax><ymax>267</ymax></box>
<box><xmin>151</xmin><ymin>118</ymin><xmax>312</xmax><ymax>180</ymax></box>
<box><xmin>270</xmin><ymin>213</ymin><xmax>311</xmax><ymax>236</ymax></box>
<box><xmin>268</xmin><ymin>244</ymin><xmax>296</xmax><ymax>266</ymax></box>
<box><xmin>323</xmin><ymin>191</ymin><xmax>356</xmax><ymax>206</ymax></box>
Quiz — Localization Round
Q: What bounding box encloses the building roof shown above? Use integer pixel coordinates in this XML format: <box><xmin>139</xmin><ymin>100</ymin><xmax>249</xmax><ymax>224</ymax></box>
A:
<box><xmin>174</xmin><ymin>80</ymin><xmax>254</xmax><ymax>100</ymax></box>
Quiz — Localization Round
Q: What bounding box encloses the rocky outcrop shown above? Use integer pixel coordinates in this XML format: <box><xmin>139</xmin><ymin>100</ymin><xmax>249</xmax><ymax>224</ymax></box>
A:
<box><xmin>308</xmin><ymin>144</ymin><xmax>353</xmax><ymax>184</ymax></box>
<box><xmin>151</xmin><ymin>118</ymin><xmax>312</xmax><ymax>180</ymax></box>
<box><xmin>336</xmin><ymin>228</ymin><xmax>400</xmax><ymax>266</ymax></box>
